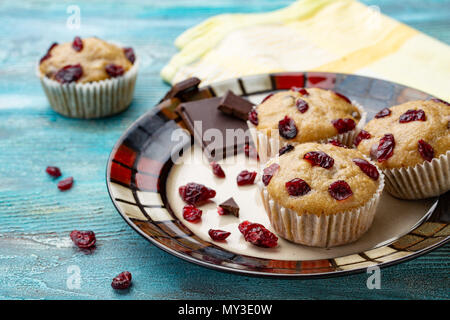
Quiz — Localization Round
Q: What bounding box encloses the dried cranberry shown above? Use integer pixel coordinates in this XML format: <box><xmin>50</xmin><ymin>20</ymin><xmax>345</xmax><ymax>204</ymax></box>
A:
<box><xmin>354</xmin><ymin>130</ymin><xmax>371</xmax><ymax>147</ymax></box>
<box><xmin>285</xmin><ymin>178</ymin><xmax>311</xmax><ymax>196</ymax></box>
<box><xmin>70</xmin><ymin>230</ymin><xmax>96</xmax><ymax>249</ymax></box>
<box><xmin>72</xmin><ymin>36</ymin><xmax>83</xmax><ymax>52</ymax></box>
<box><xmin>39</xmin><ymin>42</ymin><xmax>58</xmax><ymax>64</ymax></box>
<box><xmin>332</xmin><ymin>118</ymin><xmax>356</xmax><ymax>134</ymax></box>
<box><xmin>240</xmin><ymin>222</ymin><xmax>278</xmax><ymax>248</ymax></box>
<box><xmin>328</xmin><ymin>180</ymin><xmax>353</xmax><ymax>200</ymax></box>
<box><xmin>123</xmin><ymin>47</ymin><xmax>136</xmax><ymax>64</ymax></box>
<box><xmin>54</xmin><ymin>64</ymin><xmax>83</xmax><ymax>84</ymax></box>
<box><xmin>248</xmin><ymin>108</ymin><xmax>258</xmax><ymax>126</ymax></box>
<box><xmin>374</xmin><ymin>108</ymin><xmax>391</xmax><ymax>118</ymax></box>
<box><xmin>182</xmin><ymin>205</ymin><xmax>202</xmax><ymax>222</ymax></box>
<box><xmin>58</xmin><ymin>177</ymin><xmax>74</xmax><ymax>191</ymax></box>
<box><xmin>328</xmin><ymin>139</ymin><xmax>347</xmax><ymax>148</ymax></box>
<box><xmin>334</xmin><ymin>92</ymin><xmax>351</xmax><ymax>104</ymax></box>
<box><xmin>296</xmin><ymin>99</ymin><xmax>309</xmax><ymax>113</ymax></box>
<box><xmin>399</xmin><ymin>109</ymin><xmax>426</xmax><ymax>123</ymax></box>
<box><xmin>303</xmin><ymin>151</ymin><xmax>334</xmax><ymax>169</ymax></box>
<box><xmin>262</xmin><ymin>163</ymin><xmax>280</xmax><ymax>186</ymax></box>
<box><xmin>279</xmin><ymin>144</ymin><xmax>294</xmax><ymax>155</ymax></box>
<box><xmin>291</xmin><ymin>87</ymin><xmax>308</xmax><ymax>96</ymax></box>
<box><xmin>179</xmin><ymin>183</ymin><xmax>215</xmax><ymax>205</ymax></box>
<box><xmin>376</xmin><ymin>134</ymin><xmax>395</xmax><ymax>162</ymax></box>
<box><xmin>418</xmin><ymin>139</ymin><xmax>434</xmax><ymax>162</ymax></box>
<box><xmin>46</xmin><ymin>166</ymin><xmax>61</xmax><ymax>177</ymax></box>
<box><xmin>244</xmin><ymin>143</ymin><xmax>259</xmax><ymax>160</ymax></box>
<box><xmin>261</xmin><ymin>93</ymin><xmax>274</xmax><ymax>103</ymax></box>
<box><xmin>236</xmin><ymin>170</ymin><xmax>257</xmax><ymax>186</ymax></box>
<box><xmin>217</xmin><ymin>207</ymin><xmax>225</xmax><ymax>215</ymax></box>
<box><xmin>105</xmin><ymin>64</ymin><xmax>125</xmax><ymax>78</ymax></box>
<box><xmin>431</xmin><ymin>98</ymin><xmax>450</xmax><ymax>106</ymax></box>
<box><xmin>208</xmin><ymin>229</ymin><xmax>231</xmax><ymax>241</ymax></box>
<box><xmin>352</xmin><ymin>158</ymin><xmax>379</xmax><ymax>180</ymax></box>
<box><xmin>111</xmin><ymin>271</ymin><xmax>132</xmax><ymax>290</ymax></box>
<box><xmin>211</xmin><ymin>162</ymin><xmax>225</xmax><ymax>178</ymax></box>
<box><xmin>278</xmin><ymin>116</ymin><xmax>298</xmax><ymax>139</ymax></box>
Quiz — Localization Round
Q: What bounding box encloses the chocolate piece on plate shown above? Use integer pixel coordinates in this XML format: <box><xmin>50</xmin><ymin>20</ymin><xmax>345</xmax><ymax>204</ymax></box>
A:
<box><xmin>161</xmin><ymin>77</ymin><xmax>201</xmax><ymax>102</ymax></box>
<box><xmin>176</xmin><ymin>97</ymin><xmax>251</xmax><ymax>161</ymax></box>
<box><xmin>218</xmin><ymin>197</ymin><xmax>239</xmax><ymax>217</ymax></box>
<box><xmin>218</xmin><ymin>90</ymin><xmax>255</xmax><ymax>121</ymax></box>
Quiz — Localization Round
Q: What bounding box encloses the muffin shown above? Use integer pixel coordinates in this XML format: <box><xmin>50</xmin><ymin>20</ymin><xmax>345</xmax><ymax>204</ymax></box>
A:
<box><xmin>247</xmin><ymin>88</ymin><xmax>366</xmax><ymax>163</ymax></box>
<box><xmin>37</xmin><ymin>37</ymin><xmax>138</xmax><ymax>118</ymax></box>
<box><xmin>356</xmin><ymin>99</ymin><xmax>450</xmax><ymax>199</ymax></box>
<box><xmin>258</xmin><ymin>142</ymin><xmax>384</xmax><ymax>247</ymax></box>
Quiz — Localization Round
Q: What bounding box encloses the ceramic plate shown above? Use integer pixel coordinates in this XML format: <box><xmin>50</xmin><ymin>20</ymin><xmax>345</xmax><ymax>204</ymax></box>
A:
<box><xmin>107</xmin><ymin>72</ymin><xmax>449</xmax><ymax>278</ymax></box>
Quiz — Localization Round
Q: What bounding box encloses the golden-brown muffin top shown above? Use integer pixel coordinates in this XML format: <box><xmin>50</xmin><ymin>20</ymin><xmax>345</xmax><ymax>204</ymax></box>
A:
<box><xmin>357</xmin><ymin>100</ymin><xmax>450</xmax><ymax>169</ymax></box>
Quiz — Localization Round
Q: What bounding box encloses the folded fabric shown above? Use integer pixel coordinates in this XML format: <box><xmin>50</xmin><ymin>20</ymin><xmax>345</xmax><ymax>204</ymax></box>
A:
<box><xmin>161</xmin><ymin>0</ymin><xmax>450</xmax><ymax>101</ymax></box>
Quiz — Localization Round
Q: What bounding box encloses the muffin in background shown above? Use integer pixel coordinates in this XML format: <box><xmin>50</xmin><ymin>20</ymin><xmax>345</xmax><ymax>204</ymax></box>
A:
<box><xmin>37</xmin><ymin>37</ymin><xmax>138</xmax><ymax>119</ymax></box>
<box><xmin>356</xmin><ymin>99</ymin><xmax>450</xmax><ymax>199</ymax></box>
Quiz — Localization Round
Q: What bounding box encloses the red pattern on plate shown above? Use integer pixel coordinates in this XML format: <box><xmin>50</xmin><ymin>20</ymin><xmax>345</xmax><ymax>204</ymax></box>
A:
<box><xmin>136</xmin><ymin>173</ymin><xmax>159</xmax><ymax>191</ymax></box>
<box><xmin>272</xmin><ymin>73</ymin><xmax>305</xmax><ymax>89</ymax></box>
<box><xmin>110</xmin><ymin>162</ymin><xmax>132</xmax><ymax>185</ymax></box>
<box><xmin>137</xmin><ymin>156</ymin><xmax>164</xmax><ymax>175</ymax></box>
<box><xmin>114</xmin><ymin>144</ymin><xmax>137</xmax><ymax>168</ymax></box>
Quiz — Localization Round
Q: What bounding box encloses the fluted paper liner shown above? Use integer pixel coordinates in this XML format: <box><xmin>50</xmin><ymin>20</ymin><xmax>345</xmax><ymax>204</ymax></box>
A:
<box><xmin>383</xmin><ymin>150</ymin><xmax>449</xmax><ymax>200</ymax></box>
<box><xmin>248</xmin><ymin>101</ymin><xmax>366</xmax><ymax>164</ymax></box>
<box><xmin>258</xmin><ymin>158</ymin><xmax>384</xmax><ymax>248</ymax></box>
<box><xmin>37</xmin><ymin>60</ymin><xmax>139</xmax><ymax>119</ymax></box>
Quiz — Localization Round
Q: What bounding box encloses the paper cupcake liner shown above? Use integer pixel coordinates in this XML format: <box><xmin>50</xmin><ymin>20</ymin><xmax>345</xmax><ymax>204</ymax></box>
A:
<box><xmin>37</xmin><ymin>60</ymin><xmax>139</xmax><ymax>119</ymax></box>
<box><xmin>248</xmin><ymin>101</ymin><xmax>366</xmax><ymax>164</ymax></box>
<box><xmin>383</xmin><ymin>150</ymin><xmax>450</xmax><ymax>200</ymax></box>
<box><xmin>258</xmin><ymin>157</ymin><xmax>384</xmax><ymax>248</ymax></box>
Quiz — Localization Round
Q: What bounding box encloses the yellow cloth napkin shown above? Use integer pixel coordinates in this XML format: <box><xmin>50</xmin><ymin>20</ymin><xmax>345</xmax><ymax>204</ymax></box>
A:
<box><xmin>161</xmin><ymin>0</ymin><xmax>450</xmax><ymax>101</ymax></box>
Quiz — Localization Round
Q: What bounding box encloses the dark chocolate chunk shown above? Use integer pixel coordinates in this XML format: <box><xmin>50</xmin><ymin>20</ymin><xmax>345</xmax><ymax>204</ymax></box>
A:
<box><xmin>161</xmin><ymin>77</ymin><xmax>201</xmax><ymax>102</ymax></box>
<box><xmin>176</xmin><ymin>97</ymin><xmax>251</xmax><ymax>161</ymax></box>
<box><xmin>218</xmin><ymin>90</ymin><xmax>255</xmax><ymax>121</ymax></box>
<box><xmin>218</xmin><ymin>197</ymin><xmax>239</xmax><ymax>217</ymax></box>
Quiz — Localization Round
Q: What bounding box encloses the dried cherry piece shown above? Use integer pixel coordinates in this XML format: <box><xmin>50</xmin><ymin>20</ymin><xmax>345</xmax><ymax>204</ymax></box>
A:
<box><xmin>399</xmin><ymin>109</ymin><xmax>426</xmax><ymax>123</ymax></box>
<box><xmin>376</xmin><ymin>134</ymin><xmax>395</xmax><ymax>162</ymax></box>
<box><xmin>211</xmin><ymin>162</ymin><xmax>225</xmax><ymax>178</ymax></box>
<box><xmin>328</xmin><ymin>139</ymin><xmax>347</xmax><ymax>148</ymax></box>
<box><xmin>352</xmin><ymin>158</ymin><xmax>379</xmax><ymax>180</ymax></box>
<box><xmin>123</xmin><ymin>47</ymin><xmax>136</xmax><ymax>64</ymax></box>
<box><xmin>303</xmin><ymin>151</ymin><xmax>334</xmax><ymax>169</ymax></box>
<box><xmin>182</xmin><ymin>205</ymin><xmax>203</xmax><ymax>222</ymax></box>
<box><xmin>296</xmin><ymin>99</ymin><xmax>309</xmax><ymax>113</ymax></box>
<box><xmin>208</xmin><ymin>229</ymin><xmax>231</xmax><ymax>241</ymax></box>
<box><xmin>262</xmin><ymin>163</ymin><xmax>280</xmax><ymax>186</ymax></box>
<box><xmin>261</xmin><ymin>93</ymin><xmax>274</xmax><ymax>103</ymax></box>
<box><xmin>72</xmin><ymin>36</ymin><xmax>83</xmax><ymax>52</ymax></box>
<box><xmin>39</xmin><ymin>42</ymin><xmax>58</xmax><ymax>64</ymax></box>
<box><xmin>279</xmin><ymin>144</ymin><xmax>294</xmax><ymax>155</ymax></box>
<box><xmin>111</xmin><ymin>271</ymin><xmax>132</xmax><ymax>290</ymax></box>
<box><xmin>236</xmin><ymin>170</ymin><xmax>257</xmax><ymax>186</ymax></box>
<box><xmin>334</xmin><ymin>92</ymin><xmax>351</xmax><ymax>104</ymax></box>
<box><xmin>244</xmin><ymin>143</ymin><xmax>259</xmax><ymax>160</ymax></box>
<box><xmin>431</xmin><ymin>98</ymin><xmax>450</xmax><ymax>106</ymax></box>
<box><xmin>285</xmin><ymin>178</ymin><xmax>311</xmax><ymax>197</ymax></box>
<box><xmin>70</xmin><ymin>230</ymin><xmax>96</xmax><ymax>249</ymax></box>
<box><xmin>291</xmin><ymin>87</ymin><xmax>309</xmax><ymax>96</ymax></box>
<box><xmin>331</xmin><ymin>118</ymin><xmax>356</xmax><ymax>134</ymax></box>
<box><xmin>328</xmin><ymin>180</ymin><xmax>353</xmax><ymax>200</ymax></box>
<box><xmin>105</xmin><ymin>64</ymin><xmax>125</xmax><ymax>78</ymax></box>
<box><xmin>248</xmin><ymin>108</ymin><xmax>258</xmax><ymax>126</ymax></box>
<box><xmin>418</xmin><ymin>139</ymin><xmax>434</xmax><ymax>162</ymax></box>
<box><xmin>278</xmin><ymin>116</ymin><xmax>298</xmax><ymax>139</ymax></box>
<box><xmin>354</xmin><ymin>130</ymin><xmax>371</xmax><ymax>147</ymax></box>
<box><xmin>46</xmin><ymin>166</ymin><xmax>61</xmax><ymax>178</ymax></box>
<box><xmin>241</xmin><ymin>223</ymin><xmax>278</xmax><ymax>248</ymax></box>
<box><xmin>54</xmin><ymin>64</ymin><xmax>83</xmax><ymax>84</ymax></box>
<box><xmin>179</xmin><ymin>182</ymin><xmax>216</xmax><ymax>205</ymax></box>
<box><xmin>58</xmin><ymin>177</ymin><xmax>74</xmax><ymax>191</ymax></box>
<box><xmin>374</xmin><ymin>108</ymin><xmax>391</xmax><ymax>119</ymax></box>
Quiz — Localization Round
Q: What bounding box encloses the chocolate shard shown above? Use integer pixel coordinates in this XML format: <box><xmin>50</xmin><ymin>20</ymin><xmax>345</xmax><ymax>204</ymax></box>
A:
<box><xmin>218</xmin><ymin>90</ymin><xmax>255</xmax><ymax>121</ymax></box>
<box><xmin>176</xmin><ymin>97</ymin><xmax>251</xmax><ymax>161</ymax></box>
<box><xmin>218</xmin><ymin>197</ymin><xmax>239</xmax><ymax>217</ymax></box>
<box><xmin>161</xmin><ymin>77</ymin><xmax>201</xmax><ymax>102</ymax></box>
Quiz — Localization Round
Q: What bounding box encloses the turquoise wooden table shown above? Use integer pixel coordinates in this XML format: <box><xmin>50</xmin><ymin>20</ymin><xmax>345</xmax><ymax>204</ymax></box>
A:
<box><xmin>0</xmin><ymin>0</ymin><xmax>449</xmax><ymax>300</ymax></box>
